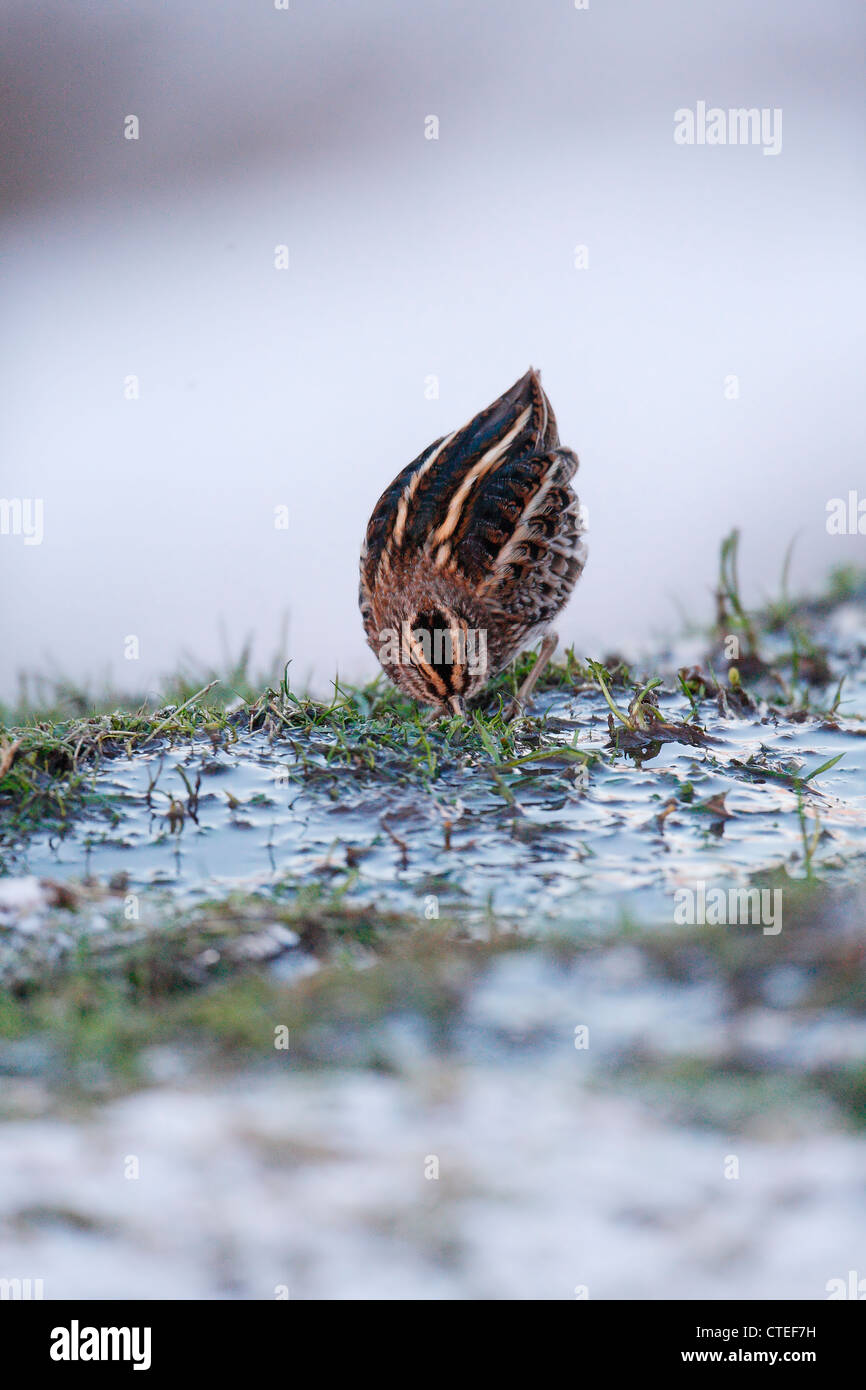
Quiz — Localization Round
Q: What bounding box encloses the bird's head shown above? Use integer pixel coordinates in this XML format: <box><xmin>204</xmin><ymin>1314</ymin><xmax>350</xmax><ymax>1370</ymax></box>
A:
<box><xmin>376</xmin><ymin>603</ymin><xmax>489</xmax><ymax>714</ymax></box>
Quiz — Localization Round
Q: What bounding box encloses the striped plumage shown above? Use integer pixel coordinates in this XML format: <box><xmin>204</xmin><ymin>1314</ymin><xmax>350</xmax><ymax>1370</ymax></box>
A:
<box><xmin>359</xmin><ymin>368</ymin><xmax>587</xmax><ymax>713</ymax></box>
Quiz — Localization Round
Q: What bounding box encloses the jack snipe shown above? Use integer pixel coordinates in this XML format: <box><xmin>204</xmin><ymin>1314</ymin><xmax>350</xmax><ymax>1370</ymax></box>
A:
<box><xmin>359</xmin><ymin>368</ymin><xmax>587</xmax><ymax>714</ymax></box>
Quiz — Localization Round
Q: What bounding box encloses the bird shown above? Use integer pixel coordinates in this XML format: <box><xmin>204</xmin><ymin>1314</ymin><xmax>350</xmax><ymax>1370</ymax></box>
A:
<box><xmin>359</xmin><ymin>368</ymin><xmax>587</xmax><ymax>716</ymax></box>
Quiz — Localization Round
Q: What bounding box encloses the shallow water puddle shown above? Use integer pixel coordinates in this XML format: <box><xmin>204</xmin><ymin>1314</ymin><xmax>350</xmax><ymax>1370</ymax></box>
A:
<box><xmin>10</xmin><ymin>680</ymin><xmax>866</xmax><ymax>924</ymax></box>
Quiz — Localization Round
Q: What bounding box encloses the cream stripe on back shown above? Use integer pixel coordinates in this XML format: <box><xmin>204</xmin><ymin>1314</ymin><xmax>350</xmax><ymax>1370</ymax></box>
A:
<box><xmin>379</xmin><ymin>427</ymin><xmax>460</xmax><ymax>571</ymax></box>
<box><xmin>429</xmin><ymin>406</ymin><xmax>532</xmax><ymax>548</ymax></box>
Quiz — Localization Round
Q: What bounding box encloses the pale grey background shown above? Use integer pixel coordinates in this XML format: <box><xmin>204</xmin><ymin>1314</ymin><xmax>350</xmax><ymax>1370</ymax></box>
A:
<box><xmin>2</xmin><ymin>0</ymin><xmax>864</xmax><ymax>699</ymax></box>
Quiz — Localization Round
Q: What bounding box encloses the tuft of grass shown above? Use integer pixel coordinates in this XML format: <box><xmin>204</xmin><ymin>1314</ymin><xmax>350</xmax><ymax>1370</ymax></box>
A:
<box><xmin>0</xmin><ymin>685</ymin><xmax>241</xmax><ymax>839</ymax></box>
<box><xmin>716</xmin><ymin>528</ymin><xmax>761</xmax><ymax>660</ymax></box>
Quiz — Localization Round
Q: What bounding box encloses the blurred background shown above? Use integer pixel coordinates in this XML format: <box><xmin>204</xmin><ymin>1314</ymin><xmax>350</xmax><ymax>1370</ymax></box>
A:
<box><xmin>2</xmin><ymin>0</ymin><xmax>864</xmax><ymax>700</ymax></box>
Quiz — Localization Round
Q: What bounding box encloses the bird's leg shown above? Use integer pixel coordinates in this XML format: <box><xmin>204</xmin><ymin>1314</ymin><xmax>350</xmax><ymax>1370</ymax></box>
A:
<box><xmin>504</xmin><ymin>632</ymin><xmax>558</xmax><ymax>720</ymax></box>
<box><xmin>518</xmin><ymin>632</ymin><xmax>559</xmax><ymax>703</ymax></box>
